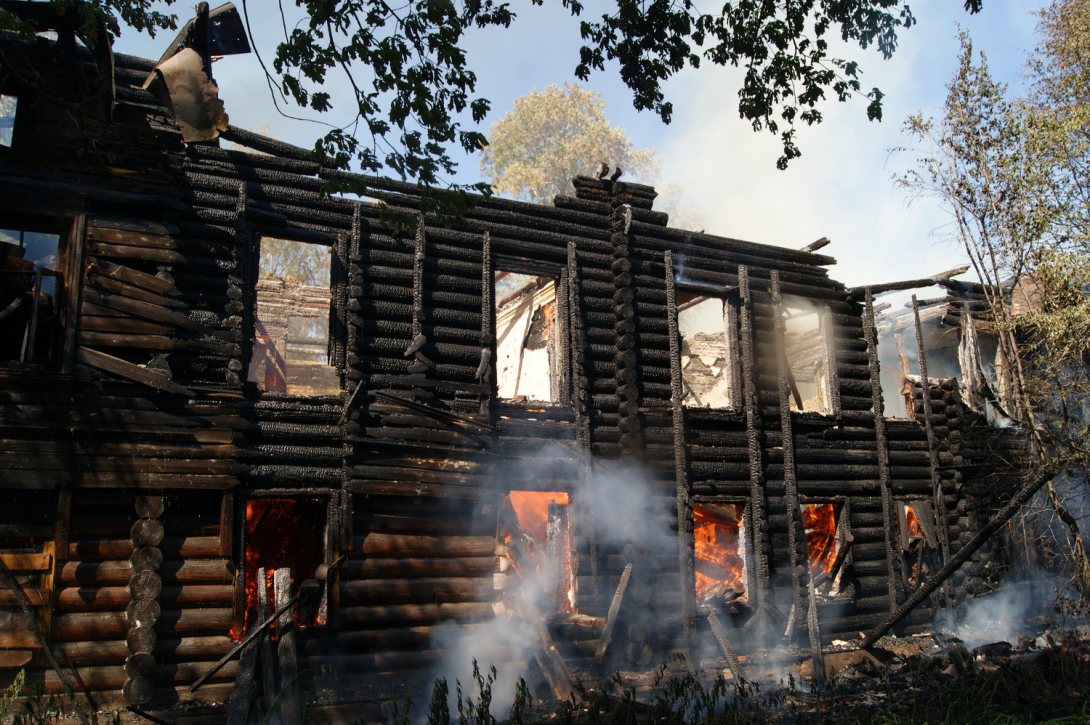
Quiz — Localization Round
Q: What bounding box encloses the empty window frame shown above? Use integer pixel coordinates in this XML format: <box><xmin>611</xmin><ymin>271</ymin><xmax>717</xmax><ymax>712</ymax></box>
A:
<box><xmin>801</xmin><ymin>501</ymin><xmax>850</xmax><ymax>597</ymax></box>
<box><xmin>503</xmin><ymin>491</ymin><xmax>575</xmax><ymax>613</ymax></box>
<box><xmin>692</xmin><ymin>502</ymin><xmax>748</xmax><ymax>606</ymax></box>
<box><xmin>782</xmin><ymin>298</ymin><xmax>833</xmax><ymax>414</ymax></box>
<box><xmin>0</xmin><ymin>222</ymin><xmax>66</xmax><ymax>364</ymax></box>
<box><xmin>678</xmin><ymin>292</ymin><xmax>739</xmax><ymax>409</ymax></box>
<box><xmin>248</xmin><ymin>237</ymin><xmax>339</xmax><ymax>396</ymax></box>
<box><xmin>0</xmin><ymin>95</ymin><xmax>16</xmax><ymax>147</ymax></box>
<box><xmin>494</xmin><ymin>271</ymin><xmax>561</xmax><ymax>403</ymax></box>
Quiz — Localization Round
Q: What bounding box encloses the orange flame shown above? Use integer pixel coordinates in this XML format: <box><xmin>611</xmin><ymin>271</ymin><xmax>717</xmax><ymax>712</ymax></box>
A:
<box><xmin>692</xmin><ymin>504</ymin><xmax>746</xmax><ymax>601</ymax></box>
<box><xmin>801</xmin><ymin>503</ymin><xmax>839</xmax><ymax>576</ymax></box>
<box><xmin>508</xmin><ymin>491</ymin><xmax>569</xmax><ymax>543</ymax></box>
<box><xmin>506</xmin><ymin>491</ymin><xmax>574</xmax><ymax>613</ymax></box>
<box><xmin>233</xmin><ymin>497</ymin><xmax>326</xmax><ymax>640</ymax></box>
<box><xmin>904</xmin><ymin>504</ymin><xmax>923</xmax><ymax>537</ymax></box>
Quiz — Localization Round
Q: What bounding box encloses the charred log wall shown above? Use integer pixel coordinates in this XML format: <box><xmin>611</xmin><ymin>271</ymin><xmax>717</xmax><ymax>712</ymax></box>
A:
<box><xmin>0</xmin><ymin>32</ymin><xmax>1027</xmax><ymax>709</ymax></box>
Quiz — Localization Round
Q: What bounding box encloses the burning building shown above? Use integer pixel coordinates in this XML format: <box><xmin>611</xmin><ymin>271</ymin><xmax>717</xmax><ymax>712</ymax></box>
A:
<box><xmin>0</xmin><ymin>5</ymin><xmax>1031</xmax><ymax>719</ymax></box>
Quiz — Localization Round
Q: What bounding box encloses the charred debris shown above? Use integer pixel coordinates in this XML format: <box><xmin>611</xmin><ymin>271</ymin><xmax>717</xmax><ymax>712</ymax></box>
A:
<box><xmin>0</xmin><ymin>4</ymin><xmax>1047</xmax><ymax>720</ymax></box>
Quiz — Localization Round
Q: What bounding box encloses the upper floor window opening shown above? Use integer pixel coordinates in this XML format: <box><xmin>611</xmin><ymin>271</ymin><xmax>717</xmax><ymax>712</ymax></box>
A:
<box><xmin>0</xmin><ymin>95</ymin><xmax>17</xmax><ymax>147</ymax></box>
<box><xmin>248</xmin><ymin>236</ymin><xmax>339</xmax><ymax>396</ymax></box>
<box><xmin>494</xmin><ymin>270</ymin><xmax>561</xmax><ymax>404</ymax></box>
<box><xmin>782</xmin><ymin>297</ymin><xmax>832</xmax><ymax>414</ymax></box>
<box><xmin>0</xmin><ymin>222</ymin><xmax>66</xmax><ymax>364</ymax></box>
<box><xmin>677</xmin><ymin>291</ymin><xmax>739</xmax><ymax>409</ymax></box>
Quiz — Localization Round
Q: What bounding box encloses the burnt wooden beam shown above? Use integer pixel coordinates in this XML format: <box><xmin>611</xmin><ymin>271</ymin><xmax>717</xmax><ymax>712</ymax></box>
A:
<box><xmin>738</xmin><ymin>266</ymin><xmax>771</xmax><ymax>603</ymax></box>
<box><xmin>567</xmin><ymin>240</ymin><xmax>599</xmax><ymax>602</ymax></box>
<box><xmin>76</xmin><ymin>346</ymin><xmax>194</xmax><ymax>397</ymax></box>
<box><xmin>664</xmin><ymin>251</ymin><xmax>694</xmax><ymax>636</ymax></box>
<box><xmin>912</xmin><ymin>295</ymin><xmax>952</xmax><ymax>571</ymax></box>
<box><xmin>863</xmin><ymin>289</ymin><xmax>902</xmax><ymax>612</ymax></box>
<box><xmin>822</xmin><ymin>305</ymin><xmax>842</xmax><ymax>417</ymax></box>
<box><xmin>477</xmin><ymin>231</ymin><xmax>494</xmax><ymax>416</ymax></box>
<box><xmin>703</xmin><ymin>606</ymin><xmax>745</xmax><ymax>681</ymax></box>
<box><xmin>274</xmin><ymin>569</ymin><xmax>302</xmax><ymax>724</ymax></box>
<box><xmin>770</xmin><ymin>271</ymin><xmax>805</xmax><ymax>617</ymax></box>
<box><xmin>800</xmin><ymin>237</ymin><xmax>830</xmax><ymax>253</ymax></box>
<box><xmin>593</xmin><ymin>563</ymin><xmax>632</xmax><ymax>664</ymax></box>
<box><xmin>861</xmin><ymin>465</ymin><xmax>1055</xmax><ymax>648</ymax></box>
<box><xmin>848</xmin><ymin>266</ymin><xmax>970</xmax><ymax>298</ymax></box>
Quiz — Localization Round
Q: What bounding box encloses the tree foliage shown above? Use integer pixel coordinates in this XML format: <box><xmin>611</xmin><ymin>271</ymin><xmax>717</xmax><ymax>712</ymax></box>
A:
<box><xmin>479</xmin><ymin>83</ymin><xmax>657</xmax><ymax>204</ymax></box>
<box><xmin>899</xmin><ymin>11</ymin><xmax>1090</xmax><ymax>600</ymax></box>
<box><xmin>5</xmin><ymin>0</ymin><xmax>985</xmax><ymax>190</ymax></box>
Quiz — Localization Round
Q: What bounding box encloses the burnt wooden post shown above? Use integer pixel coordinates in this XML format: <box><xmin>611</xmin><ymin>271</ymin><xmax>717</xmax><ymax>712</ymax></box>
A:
<box><xmin>738</xmin><ymin>266</ymin><xmax>771</xmax><ymax>605</ymax></box>
<box><xmin>229</xmin><ymin>181</ymin><xmax>249</xmax><ymax>387</ymax></box>
<box><xmin>663</xmin><ymin>250</ymin><xmax>694</xmax><ymax>637</ymax></box>
<box><xmin>274</xmin><ymin>568</ymin><xmax>301</xmax><ymax>724</ymax></box>
<box><xmin>405</xmin><ymin>215</ymin><xmax>433</xmax><ymax>392</ymax></box>
<box><xmin>567</xmin><ymin>240</ymin><xmax>599</xmax><ymax>601</ymax></box>
<box><xmin>770</xmin><ymin>271</ymin><xmax>824</xmax><ymax>683</ymax></box>
<box><xmin>608</xmin><ymin>187</ymin><xmax>642</xmax><ymax>457</ymax></box>
<box><xmin>256</xmin><ymin>567</ymin><xmax>276</xmax><ymax>712</ymax></box>
<box><xmin>477</xmin><ymin>231</ymin><xmax>494</xmax><ymax>417</ymax></box>
<box><xmin>911</xmin><ymin>295</ymin><xmax>952</xmax><ymax>571</ymax></box>
<box><xmin>821</xmin><ymin>305</ymin><xmax>841</xmax><ymax>417</ymax></box>
<box><xmin>770</xmin><ymin>272</ymin><xmax>805</xmax><ymax>613</ymax></box>
<box><xmin>124</xmin><ymin>494</ymin><xmax>164</xmax><ymax>707</ymax></box>
<box><xmin>863</xmin><ymin>289</ymin><xmax>902</xmax><ymax>611</ymax></box>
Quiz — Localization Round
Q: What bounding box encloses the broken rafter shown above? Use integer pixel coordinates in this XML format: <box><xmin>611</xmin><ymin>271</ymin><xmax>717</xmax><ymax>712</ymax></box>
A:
<box><xmin>800</xmin><ymin>236</ymin><xmax>830</xmax><ymax>253</ymax></box>
<box><xmin>849</xmin><ymin>265</ymin><xmax>970</xmax><ymax>298</ymax></box>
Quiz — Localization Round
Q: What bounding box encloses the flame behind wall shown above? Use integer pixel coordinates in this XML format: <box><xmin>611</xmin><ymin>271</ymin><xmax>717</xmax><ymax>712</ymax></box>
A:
<box><xmin>692</xmin><ymin>503</ymin><xmax>746</xmax><ymax>600</ymax></box>
<box><xmin>238</xmin><ymin>497</ymin><xmax>326</xmax><ymax>638</ymax></box>
<box><xmin>801</xmin><ymin>503</ymin><xmax>839</xmax><ymax>577</ymax></box>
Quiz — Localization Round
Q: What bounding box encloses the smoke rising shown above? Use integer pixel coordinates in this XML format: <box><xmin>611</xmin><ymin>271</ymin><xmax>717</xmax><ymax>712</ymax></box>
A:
<box><xmin>423</xmin><ymin>444</ymin><xmax>678</xmax><ymax>716</ymax></box>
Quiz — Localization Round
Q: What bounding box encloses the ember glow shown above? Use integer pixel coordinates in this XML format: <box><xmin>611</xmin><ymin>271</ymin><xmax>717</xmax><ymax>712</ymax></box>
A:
<box><xmin>801</xmin><ymin>502</ymin><xmax>839</xmax><ymax>577</ymax></box>
<box><xmin>692</xmin><ymin>503</ymin><xmax>746</xmax><ymax>601</ymax></box>
<box><xmin>237</xmin><ymin>497</ymin><xmax>326</xmax><ymax>639</ymax></box>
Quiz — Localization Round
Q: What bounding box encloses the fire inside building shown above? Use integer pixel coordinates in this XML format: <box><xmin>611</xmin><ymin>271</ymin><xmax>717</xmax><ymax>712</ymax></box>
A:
<box><xmin>0</xmin><ymin>3</ymin><xmax>1032</xmax><ymax>720</ymax></box>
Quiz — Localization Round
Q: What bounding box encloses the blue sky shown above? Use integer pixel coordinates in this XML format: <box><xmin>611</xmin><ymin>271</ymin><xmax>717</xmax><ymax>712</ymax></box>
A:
<box><xmin>118</xmin><ymin>1</ymin><xmax>1047</xmax><ymax>289</ymax></box>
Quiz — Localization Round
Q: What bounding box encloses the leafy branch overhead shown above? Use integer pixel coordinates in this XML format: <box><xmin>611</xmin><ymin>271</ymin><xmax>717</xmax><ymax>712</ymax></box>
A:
<box><xmin>5</xmin><ymin>1</ymin><xmax>983</xmax><ymax>185</ymax></box>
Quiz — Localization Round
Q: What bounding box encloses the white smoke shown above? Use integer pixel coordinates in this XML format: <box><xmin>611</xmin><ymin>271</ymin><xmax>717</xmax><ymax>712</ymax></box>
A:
<box><xmin>423</xmin><ymin>445</ymin><xmax>678</xmax><ymax>716</ymax></box>
<box><xmin>934</xmin><ymin>575</ymin><xmax>1072</xmax><ymax>649</ymax></box>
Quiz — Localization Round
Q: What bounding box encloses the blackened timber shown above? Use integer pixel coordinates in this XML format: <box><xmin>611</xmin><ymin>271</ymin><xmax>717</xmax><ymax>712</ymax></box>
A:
<box><xmin>738</xmin><ymin>266</ymin><xmax>771</xmax><ymax>601</ymax></box>
<box><xmin>609</xmin><ymin>186</ymin><xmax>642</xmax><ymax>455</ymax></box>
<box><xmin>478</xmin><ymin>231</ymin><xmax>494</xmax><ymax>415</ymax></box>
<box><xmin>861</xmin><ymin>466</ymin><xmax>1055</xmax><ymax>648</ymax></box>
<box><xmin>567</xmin><ymin>240</ymin><xmax>599</xmax><ymax>602</ymax></box>
<box><xmin>663</xmin><ymin>251</ymin><xmax>694</xmax><ymax>635</ymax></box>
<box><xmin>593</xmin><ymin>563</ymin><xmax>632</xmax><ymax>663</ymax></box>
<box><xmin>76</xmin><ymin>347</ymin><xmax>195</xmax><ymax>397</ymax></box>
<box><xmin>863</xmin><ymin>290</ymin><xmax>901</xmax><ymax>611</ymax></box>
<box><xmin>770</xmin><ymin>272</ymin><xmax>806</xmax><ymax>631</ymax></box>
<box><xmin>912</xmin><ymin>295</ymin><xmax>951</xmax><ymax>568</ymax></box>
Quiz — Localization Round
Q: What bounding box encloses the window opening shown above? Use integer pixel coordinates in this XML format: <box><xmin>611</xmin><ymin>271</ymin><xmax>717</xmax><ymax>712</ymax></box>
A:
<box><xmin>783</xmin><ymin>299</ymin><xmax>830</xmax><ymax>413</ymax></box>
<box><xmin>495</xmin><ymin>271</ymin><xmax>560</xmax><ymax>403</ymax></box>
<box><xmin>248</xmin><ymin>237</ymin><xmax>339</xmax><ymax>396</ymax></box>
<box><xmin>0</xmin><ymin>225</ymin><xmax>64</xmax><ymax>363</ymax></box>
<box><xmin>678</xmin><ymin>293</ymin><xmax>737</xmax><ymax>409</ymax></box>
<box><xmin>692</xmin><ymin>503</ymin><xmax>747</xmax><ymax>607</ymax></box>
<box><xmin>0</xmin><ymin>95</ymin><xmax>15</xmax><ymax>147</ymax></box>
<box><xmin>801</xmin><ymin>502</ymin><xmax>846</xmax><ymax>596</ymax></box>
<box><xmin>241</xmin><ymin>497</ymin><xmax>327</xmax><ymax>637</ymax></box>
<box><xmin>897</xmin><ymin>500</ymin><xmax>939</xmax><ymax>589</ymax></box>
<box><xmin>502</xmin><ymin>491</ymin><xmax>574</xmax><ymax>613</ymax></box>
